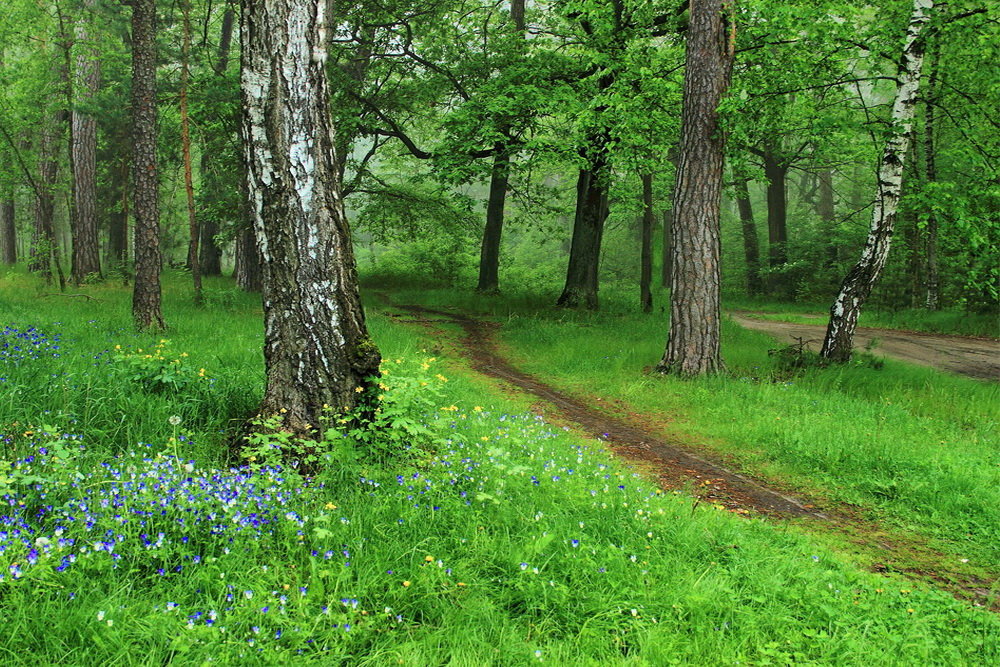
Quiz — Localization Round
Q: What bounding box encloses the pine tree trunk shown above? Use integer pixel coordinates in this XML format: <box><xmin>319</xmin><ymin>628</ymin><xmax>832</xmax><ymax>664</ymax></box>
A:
<box><xmin>476</xmin><ymin>147</ymin><xmax>509</xmax><ymax>294</ymax></box>
<box><xmin>242</xmin><ymin>0</ymin><xmax>381</xmax><ymax>433</ymax></box>
<box><xmin>821</xmin><ymin>0</ymin><xmax>933</xmax><ymax>362</ymax></box>
<box><xmin>131</xmin><ymin>0</ymin><xmax>165</xmax><ymax>331</ymax></box>
<box><xmin>557</xmin><ymin>162</ymin><xmax>609</xmax><ymax>309</ymax></box>
<box><xmin>71</xmin><ymin>0</ymin><xmax>102</xmax><ymax>283</ymax></box>
<box><xmin>735</xmin><ymin>178</ymin><xmax>763</xmax><ymax>295</ymax></box>
<box><xmin>661</xmin><ymin>208</ymin><xmax>672</xmax><ymax>288</ymax></box>
<box><xmin>640</xmin><ymin>173</ymin><xmax>654</xmax><ymax>312</ymax></box>
<box><xmin>0</xmin><ymin>198</ymin><xmax>14</xmax><ymax>264</ymax></box>
<box><xmin>657</xmin><ymin>0</ymin><xmax>733</xmax><ymax>376</ymax></box>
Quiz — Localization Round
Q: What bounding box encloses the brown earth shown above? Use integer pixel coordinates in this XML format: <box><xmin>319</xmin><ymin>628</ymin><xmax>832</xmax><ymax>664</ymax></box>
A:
<box><xmin>730</xmin><ymin>312</ymin><xmax>1000</xmax><ymax>381</ymax></box>
<box><xmin>384</xmin><ymin>300</ymin><xmax>997</xmax><ymax>608</ymax></box>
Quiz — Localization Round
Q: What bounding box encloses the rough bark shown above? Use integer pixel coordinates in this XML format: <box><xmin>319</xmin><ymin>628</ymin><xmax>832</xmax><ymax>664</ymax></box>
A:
<box><xmin>821</xmin><ymin>0</ymin><xmax>933</xmax><ymax>362</ymax></box>
<box><xmin>476</xmin><ymin>147</ymin><xmax>510</xmax><ymax>293</ymax></box>
<box><xmin>557</xmin><ymin>162</ymin><xmax>609</xmax><ymax>309</ymax></box>
<box><xmin>71</xmin><ymin>0</ymin><xmax>102</xmax><ymax>283</ymax></box>
<box><xmin>242</xmin><ymin>0</ymin><xmax>381</xmax><ymax>433</ymax></box>
<box><xmin>29</xmin><ymin>119</ymin><xmax>60</xmax><ymax>282</ymax></box>
<box><xmin>180</xmin><ymin>0</ymin><xmax>201</xmax><ymax>303</ymax></box>
<box><xmin>763</xmin><ymin>146</ymin><xmax>790</xmax><ymax>297</ymax></box>
<box><xmin>657</xmin><ymin>0</ymin><xmax>733</xmax><ymax>376</ymax></box>
<box><xmin>661</xmin><ymin>208</ymin><xmax>672</xmax><ymax>288</ymax></box>
<box><xmin>0</xmin><ymin>197</ymin><xmax>14</xmax><ymax>264</ymax></box>
<box><xmin>511</xmin><ymin>0</ymin><xmax>526</xmax><ymax>32</ymax></box>
<box><xmin>640</xmin><ymin>173</ymin><xmax>654</xmax><ymax>312</ymax></box>
<box><xmin>131</xmin><ymin>0</ymin><xmax>165</xmax><ymax>331</ymax></box>
<box><xmin>734</xmin><ymin>178</ymin><xmax>763</xmax><ymax>295</ymax></box>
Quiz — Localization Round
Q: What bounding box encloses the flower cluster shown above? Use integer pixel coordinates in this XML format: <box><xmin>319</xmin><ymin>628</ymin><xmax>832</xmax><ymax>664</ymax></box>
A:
<box><xmin>0</xmin><ymin>326</ymin><xmax>61</xmax><ymax>365</ymax></box>
<box><xmin>110</xmin><ymin>339</ymin><xmax>209</xmax><ymax>393</ymax></box>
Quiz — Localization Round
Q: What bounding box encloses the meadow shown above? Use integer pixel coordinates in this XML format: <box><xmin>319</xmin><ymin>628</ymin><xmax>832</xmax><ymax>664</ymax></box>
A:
<box><xmin>0</xmin><ymin>270</ymin><xmax>997</xmax><ymax>665</ymax></box>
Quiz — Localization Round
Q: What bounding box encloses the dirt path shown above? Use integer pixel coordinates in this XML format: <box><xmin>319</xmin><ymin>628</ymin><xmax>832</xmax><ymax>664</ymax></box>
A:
<box><xmin>384</xmin><ymin>300</ymin><xmax>997</xmax><ymax>607</ymax></box>
<box><xmin>730</xmin><ymin>312</ymin><xmax>1000</xmax><ymax>381</ymax></box>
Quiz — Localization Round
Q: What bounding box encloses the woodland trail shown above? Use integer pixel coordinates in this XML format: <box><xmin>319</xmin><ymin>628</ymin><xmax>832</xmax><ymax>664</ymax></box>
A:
<box><xmin>730</xmin><ymin>312</ymin><xmax>1000</xmax><ymax>381</ymax></box>
<box><xmin>383</xmin><ymin>300</ymin><xmax>997</xmax><ymax>608</ymax></box>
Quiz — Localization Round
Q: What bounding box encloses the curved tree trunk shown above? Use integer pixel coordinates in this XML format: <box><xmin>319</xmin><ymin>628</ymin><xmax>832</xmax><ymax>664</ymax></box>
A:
<box><xmin>242</xmin><ymin>0</ymin><xmax>381</xmax><ymax>434</ymax></box>
<box><xmin>821</xmin><ymin>0</ymin><xmax>933</xmax><ymax>362</ymax></box>
<box><xmin>131</xmin><ymin>0</ymin><xmax>165</xmax><ymax>331</ymax></box>
<box><xmin>657</xmin><ymin>0</ymin><xmax>733</xmax><ymax>376</ymax></box>
<box><xmin>71</xmin><ymin>0</ymin><xmax>102</xmax><ymax>283</ymax></box>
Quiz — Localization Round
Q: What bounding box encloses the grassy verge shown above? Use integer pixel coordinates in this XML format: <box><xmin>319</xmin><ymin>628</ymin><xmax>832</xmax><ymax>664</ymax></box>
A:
<box><xmin>0</xmin><ymin>272</ymin><xmax>997</xmax><ymax>664</ymax></box>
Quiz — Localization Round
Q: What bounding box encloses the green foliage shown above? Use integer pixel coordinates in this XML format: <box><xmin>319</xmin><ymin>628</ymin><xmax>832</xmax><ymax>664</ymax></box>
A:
<box><xmin>110</xmin><ymin>338</ymin><xmax>209</xmax><ymax>394</ymax></box>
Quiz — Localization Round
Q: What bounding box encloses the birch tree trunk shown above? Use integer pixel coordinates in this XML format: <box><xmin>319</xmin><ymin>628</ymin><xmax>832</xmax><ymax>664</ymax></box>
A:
<box><xmin>657</xmin><ymin>0</ymin><xmax>733</xmax><ymax>376</ymax></box>
<box><xmin>131</xmin><ymin>0</ymin><xmax>165</xmax><ymax>331</ymax></box>
<box><xmin>821</xmin><ymin>0</ymin><xmax>933</xmax><ymax>362</ymax></box>
<box><xmin>242</xmin><ymin>0</ymin><xmax>381</xmax><ymax>434</ymax></box>
<box><xmin>71</xmin><ymin>0</ymin><xmax>102</xmax><ymax>283</ymax></box>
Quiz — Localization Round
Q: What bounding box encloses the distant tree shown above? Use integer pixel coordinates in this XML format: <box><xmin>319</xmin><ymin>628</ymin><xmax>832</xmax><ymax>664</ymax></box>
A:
<box><xmin>130</xmin><ymin>0</ymin><xmax>165</xmax><ymax>331</ymax></box>
<box><xmin>821</xmin><ymin>0</ymin><xmax>933</xmax><ymax>362</ymax></box>
<box><xmin>0</xmin><ymin>197</ymin><xmax>13</xmax><ymax>264</ymax></box>
<box><xmin>656</xmin><ymin>0</ymin><xmax>733</xmax><ymax>376</ymax></box>
<box><xmin>242</xmin><ymin>0</ymin><xmax>381</xmax><ymax>433</ymax></box>
<box><xmin>71</xmin><ymin>0</ymin><xmax>101</xmax><ymax>283</ymax></box>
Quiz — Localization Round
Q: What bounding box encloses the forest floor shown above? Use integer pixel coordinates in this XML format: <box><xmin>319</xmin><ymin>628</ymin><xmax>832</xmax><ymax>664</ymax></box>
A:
<box><xmin>386</xmin><ymin>301</ymin><xmax>997</xmax><ymax>608</ymax></box>
<box><xmin>730</xmin><ymin>312</ymin><xmax>1000</xmax><ymax>381</ymax></box>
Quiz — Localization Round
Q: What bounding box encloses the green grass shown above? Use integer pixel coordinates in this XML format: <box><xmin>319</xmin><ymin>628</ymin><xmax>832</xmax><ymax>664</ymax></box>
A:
<box><xmin>0</xmin><ymin>271</ymin><xmax>997</xmax><ymax>664</ymax></box>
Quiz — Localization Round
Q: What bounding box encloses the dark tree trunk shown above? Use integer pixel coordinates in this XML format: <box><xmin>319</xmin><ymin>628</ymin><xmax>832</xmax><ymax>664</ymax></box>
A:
<box><xmin>107</xmin><ymin>157</ymin><xmax>129</xmax><ymax>273</ymax></box>
<box><xmin>131</xmin><ymin>0</ymin><xmax>165</xmax><ymax>331</ymax></box>
<box><xmin>763</xmin><ymin>147</ymin><xmax>790</xmax><ymax>297</ymax></box>
<box><xmin>640</xmin><ymin>173</ymin><xmax>654</xmax><ymax>312</ymax></box>
<box><xmin>511</xmin><ymin>0</ymin><xmax>526</xmax><ymax>31</ymax></box>
<box><xmin>821</xmin><ymin>0</ymin><xmax>932</xmax><ymax>362</ymax></box>
<box><xmin>234</xmin><ymin>225</ymin><xmax>261</xmax><ymax>292</ymax></box>
<box><xmin>557</xmin><ymin>162</ymin><xmax>609</xmax><ymax>309</ymax></box>
<box><xmin>0</xmin><ymin>198</ymin><xmax>14</xmax><ymax>264</ymax></box>
<box><xmin>29</xmin><ymin>120</ymin><xmax>60</xmax><ymax>282</ymax></box>
<box><xmin>735</xmin><ymin>178</ymin><xmax>763</xmax><ymax>296</ymax></box>
<box><xmin>71</xmin><ymin>0</ymin><xmax>102</xmax><ymax>283</ymax></box>
<box><xmin>657</xmin><ymin>0</ymin><xmax>732</xmax><ymax>376</ymax></box>
<box><xmin>661</xmin><ymin>208</ymin><xmax>672</xmax><ymax>288</ymax></box>
<box><xmin>476</xmin><ymin>147</ymin><xmax>510</xmax><ymax>293</ymax></box>
<box><xmin>816</xmin><ymin>168</ymin><xmax>838</xmax><ymax>269</ymax></box>
<box><xmin>242</xmin><ymin>0</ymin><xmax>381</xmax><ymax>434</ymax></box>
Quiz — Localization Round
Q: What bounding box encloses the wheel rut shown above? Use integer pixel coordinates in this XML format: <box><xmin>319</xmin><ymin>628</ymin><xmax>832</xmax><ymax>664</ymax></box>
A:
<box><xmin>382</xmin><ymin>299</ymin><xmax>998</xmax><ymax>609</ymax></box>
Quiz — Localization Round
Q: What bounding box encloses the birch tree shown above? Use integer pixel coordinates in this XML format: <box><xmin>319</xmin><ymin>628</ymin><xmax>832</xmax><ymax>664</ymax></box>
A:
<box><xmin>242</xmin><ymin>0</ymin><xmax>381</xmax><ymax>434</ymax></box>
<box><xmin>821</xmin><ymin>0</ymin><xmax>934</xmax><ymax>362</ymax></box>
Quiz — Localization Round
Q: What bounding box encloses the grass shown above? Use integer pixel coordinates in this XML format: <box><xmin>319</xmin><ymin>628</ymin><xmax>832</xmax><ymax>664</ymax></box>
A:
<box><xmin>0</xmin><ymin>270</ymin><xmax>998</xmax><ymax>664</ymax></box>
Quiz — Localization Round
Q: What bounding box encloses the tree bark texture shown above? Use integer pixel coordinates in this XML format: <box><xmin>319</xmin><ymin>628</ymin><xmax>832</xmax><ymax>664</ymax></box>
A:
<box><xmin>735</xmin><ymin>178</ymin><xmax>763</xmax><ymax>296</ymax></box>
<box><xmin>242</xmin><ymin>0</ymin><xmax>381</xmax><ymax>433</ymax></box>
<box><xmin>661</xmin><ymin>208</ymin><xmax>672</xmax><ymax>288</ymax></box>
<box><xmin>821</xmin><ymin>0</ymin><xmax>933</xmax><ymax>362</ymax></box>
<box><xmin>234</xmin><ymin>225</ymin><xmax>262</xmax><ymax>292</ymax></box>
<box><xmin>131</xmin><ymin>0</ymin><xmax>165</xmax><ymax>331</ymax></box>
<box><xmin>557</xmin><ymin>163</ymin><xmax>609</xmax><ymax>309</ymax></box>
<box><xmin>640</xmin><ymin>173</ymin><xmax>654</xmax><ymax>312</ymax></box>
<box><xmin>657</xmin><ymin>0</ymin><xmax>733</xmax><ymax>376</ymax></box>
<box><xmin>476</xmin><ymin>148</ymin><xmax>510</xmax><ymax>293</ymax></box>
<box><xmin>71</xmin><ymin>0</ymin><xmax>102</xmax><ymax>283</ymax></box>
<box><xmin>0</xmin><ymin>198</ymin><xmax>14</xmax><ymax>264</ymax></box>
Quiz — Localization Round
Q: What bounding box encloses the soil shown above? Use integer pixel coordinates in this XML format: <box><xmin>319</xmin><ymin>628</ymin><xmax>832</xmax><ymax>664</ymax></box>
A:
<box><xmin>730</xmin><ymin>312</ymin><xmax>1000</xmax><ymax>381</ymax></box>
<box><xmin>384</xmin><ymin>300</ymin><xmax>997</xmax><ymax>608</ymax></box>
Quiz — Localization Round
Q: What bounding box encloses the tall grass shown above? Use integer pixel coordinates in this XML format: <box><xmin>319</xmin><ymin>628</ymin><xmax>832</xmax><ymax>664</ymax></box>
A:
<box><xmin>0</xmin><ymin>270</ymin><xmax>997</xmax><ymax>664</ymax></box>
